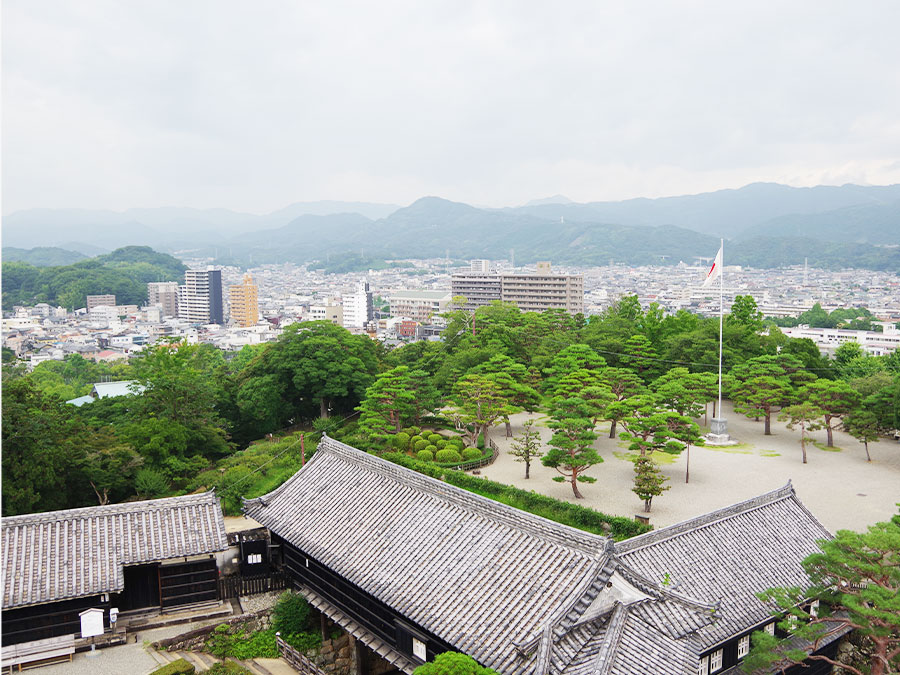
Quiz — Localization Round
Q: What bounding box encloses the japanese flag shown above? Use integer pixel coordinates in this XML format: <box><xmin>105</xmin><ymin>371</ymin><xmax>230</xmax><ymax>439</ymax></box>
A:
<box><xmin>703</xmin><ymin>245</ymin><xmax>723</xmax><ymax>287</ymax></box>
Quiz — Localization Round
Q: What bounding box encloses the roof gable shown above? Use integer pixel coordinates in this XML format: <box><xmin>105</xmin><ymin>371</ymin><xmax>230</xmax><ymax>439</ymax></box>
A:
<box><xmin>2</xmin><ymin>492</ymin><xmax>227</xmax><ymax>609</ymax></box>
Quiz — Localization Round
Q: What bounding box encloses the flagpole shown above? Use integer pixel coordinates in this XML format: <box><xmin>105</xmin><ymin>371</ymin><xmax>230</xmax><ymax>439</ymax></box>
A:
<box><xmin>717</xmin><ymin>238</ymin><xmax>724</xmax><ymax>419</ymax></box>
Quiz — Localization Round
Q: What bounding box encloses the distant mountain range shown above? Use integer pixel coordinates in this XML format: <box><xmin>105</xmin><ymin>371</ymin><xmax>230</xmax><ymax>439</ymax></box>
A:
<box><xmin>3</xmin><ymin>184</ymin><xmax>899</xmax><ymax>270</ymax></box>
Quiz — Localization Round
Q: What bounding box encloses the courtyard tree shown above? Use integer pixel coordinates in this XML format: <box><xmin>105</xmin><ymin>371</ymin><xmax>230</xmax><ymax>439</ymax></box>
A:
<box><xmin>450</xmin><ymin>374</ymin><xmax>509</xmax><ymax>449</ymax></box>
<box><xmin>543</xmin><ymin>344</ymin><xmax>606</xmax><ymax>394</ymax></box>
<box><xmin>778</xmin><ymin>400</ymin><xmax>824</xmax><ymax>464</ymax></box>
<box><xmin>632</xmin><ymin>456</ymin><xmax>670</xmax><ymax>512</ymax></box>
<box><xmin>542</xmin><ymin>395</ymin><xmax>602</xmax><ymax>499</ymax></box>
<box><xmin>731</xmin><ymin>354</ymin><xmax>812</xmax><ymax>435</ymax></box>
<box><xmin>356</xmin><ymin>366</ymin><xmax>417</xmax><ymax>446</ymax></box>
<box><xmin>413</xmin><ymin>652</ymin><xmax>499</xmax><ymax>675</ymax></box>
<box><xmin>471</xmin><ymin>355</ymin><xmax>541</xmax><ymax>437</ymax></box>
<box><xmin>599</xmin><ymin>368</ymin><xmax>646</xmax><ymax>438</ymax></box>
<box><xmin>652</xmin><ymin>367</ymin><xmax>708</xmax><ymax>419</ymax></box>
<box><xmin>842</xmin><ymin>410</ymin><xmax>880</xmax><ymax>462</ymax></box>
<box><xmin>728</xmin><ymin>294</ymin><xmax>765</xmax><ymax>331</ymax></box>
<box><xmin>509</xmin><ymin>419</ymin><xmax>543</xmax><ymax>479</ymax></box>
<box><xmin>553</xmin><ymin>369</ymin><xmax>615</xmax><ymax>429</ymax></box>
<box><xmin>805</xmin><ymin>379</ymin><xmax>861</xmax><ymax>447</ymax></box>
<box><xmin>608</xmin><ymin>394</ymin><xmax>695</xmax><ymax>459</ymax></box>
<box><xmin>742</xmin><ymin>511</ymin><xmax>900</xmax><ymax>675</ymax></box>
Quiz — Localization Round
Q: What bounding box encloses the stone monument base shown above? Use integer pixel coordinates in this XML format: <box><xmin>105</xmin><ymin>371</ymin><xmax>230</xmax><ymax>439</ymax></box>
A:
<box><xmin>704</xmin><ymin>417</ymin><xmax>738</xmax><ymax>446</ymax></box>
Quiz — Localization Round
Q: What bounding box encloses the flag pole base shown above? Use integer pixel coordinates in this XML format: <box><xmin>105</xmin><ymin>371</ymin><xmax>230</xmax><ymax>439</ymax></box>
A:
<box><xmin>705</xmin><ymin>418</ymin><xmax>737</xmax><ymax>446</ymax></box>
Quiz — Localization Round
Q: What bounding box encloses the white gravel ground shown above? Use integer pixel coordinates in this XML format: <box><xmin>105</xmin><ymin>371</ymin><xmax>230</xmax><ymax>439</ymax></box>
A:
<box><xmin>478</xmin><ymin>401</ymin><xmax>900</xmax><ymax>534</ymax></box>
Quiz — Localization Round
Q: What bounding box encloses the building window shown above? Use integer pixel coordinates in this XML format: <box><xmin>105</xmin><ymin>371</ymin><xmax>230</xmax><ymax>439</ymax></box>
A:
<box><xmin>764</xmin><ymin>622</ymin><xmax>775</xmax><ymax>635</ymax></box>
<box><xmin>697</xmin><ymin>656</ymin><xmax>709</xmax><ymax>675</ymax></box>
<box><xmin>247</xmin><ymin>553</ymin><xmax>262</xmax><ymax>564</ymax></box>
<box><xmin>738</xmin><ymin>635</ymin><xmax>750</xmax><ymax>658</ymax></box>
<box><xmin>710</xmin><ymin>649</ymin><xmax>723</xmax><ymax>672</ymax></box>
<box><xmin>412</xmin><ymin>637</ymin><xmax>426</xmax><ymax>660</ymax></box>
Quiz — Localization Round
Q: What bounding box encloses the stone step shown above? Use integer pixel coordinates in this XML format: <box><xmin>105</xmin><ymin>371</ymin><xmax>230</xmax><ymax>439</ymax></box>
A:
<box><xmin>229</xmin><ymin>657</ymin><xmax>274</xmax><ymax>675</ymax></box>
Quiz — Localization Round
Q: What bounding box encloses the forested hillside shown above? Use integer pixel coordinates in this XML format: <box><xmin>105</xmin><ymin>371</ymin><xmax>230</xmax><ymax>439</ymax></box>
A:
<box><xmin>1</xmin><ymin>246</ymin><xmax>186</xmax><ymax>310</ymax></box>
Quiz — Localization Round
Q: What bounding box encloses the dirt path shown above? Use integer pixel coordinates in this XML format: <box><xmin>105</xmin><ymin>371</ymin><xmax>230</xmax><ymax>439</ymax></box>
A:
<box><xmin>479</xmin><ymin>401</ymin><xmax>900</xmax><ymax>534</ymax></box>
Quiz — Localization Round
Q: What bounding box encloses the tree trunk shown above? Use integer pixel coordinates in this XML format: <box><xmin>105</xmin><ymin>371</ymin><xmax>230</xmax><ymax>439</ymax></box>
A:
<box><xmin>320</xmin><ymin>399</ymin><xmax>329</xmax><ymax>418</ymax></box>
<box><xmin>864</xmin><ymin>440</ymin><xmax>871</xmax><ymax>462</ymax></box>
<box><xmin>825</xmin><ymin>417</ymin><xmax>834</xmax><ymax>447</ymax></box>
<box><xmin>609</xmin><ymin>420</ymin><xmax>617</xmax><ymax>439</ymax></box>
<box><xmin>644</xmin><ymin>499</ymin><xmax>651</xmax><ymax>512</ymax></box>
<box><xmin>764</xmin><ymin>412</ymin><xmax>771</xmax><ymax>435</ymax></box>
<box><xmin>571</xmin><ymin>474</ymin><xmax>583</xmax><ymax>499</ymax></box>
<box><xmin>685</xmin><ymin>445</ymin><xmax>690</xmax><ymax>484</ymax></box>
<box><xmin>704</xmin><ymin>403</ymin><xmax>708</xmax><ymax>426</ymax></box>
<box><xmin>505</xmin><ymin>419</ymin><xmax>512</xmax><ymax>437</ymax></box>
<box><xmin>525</xmin><ymin>461</ymin><xmax>530</xmax><ymax>479</ymax></box>
<box><xmin>801</xmin><ymin>421</ymin><xmax>807</xmax><ymax>464</ymax></box>
<box><xmin>483</xmin><ymin>425</ymin><xmax>490</xmax><ymax>449</ymax></box>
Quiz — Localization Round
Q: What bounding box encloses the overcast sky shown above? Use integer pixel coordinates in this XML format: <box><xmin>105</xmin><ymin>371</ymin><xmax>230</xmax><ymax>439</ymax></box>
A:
<box><xmin>3</xmin><ymin>0</ymin><xmax>900</xmax><ymax>215</ymax></box>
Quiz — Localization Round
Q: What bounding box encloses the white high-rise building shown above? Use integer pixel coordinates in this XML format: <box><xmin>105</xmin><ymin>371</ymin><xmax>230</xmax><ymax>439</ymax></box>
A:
<box><xmin>343</xmin><ymin>281</ymin><xmax>374</xmax><ymax>328</ymax></box>
<box><xmin>179</xmin><ymin>269</ymin><xmax>224</xmax><ymax>325</ymax></box>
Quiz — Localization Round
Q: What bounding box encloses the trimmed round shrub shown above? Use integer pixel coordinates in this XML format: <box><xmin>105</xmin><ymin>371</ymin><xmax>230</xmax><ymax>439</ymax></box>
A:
<box><xmin>424</xmin><ymin>444</ymin><xmax>437</xmax><ymax>455</ymax></box>
<box><xmin>435</xmin><ymin>448</ymin><xmax>463</xmax><ymax>463</ymax></box>
<box><xmin>414</xmin><ymin>439</ymin><xmax>429</xmax><ymax>452</ymax></box>
<box><xmin>416</xmin><ymin>450</ymin><xmax>434</xmax><ymax>462</ymax></box>
<box><xmin>406</xmin><ymin>426</ymin><xmax>422</xmax><ymax>436</ymax></box>
<box><xmin>409</xmin><ymin>435</ymin><xmax>424</xmax><ymax>447</ymax></box>
<box><xmin>451</xmin><ymin>437</ymin><xmax>465</xmax><ymax>449</ymax></box>
<box><xmin>428</xmin><ymin>434</ymin><xmax>443</xmax><ymax>444</ymax></box>
<box><xmin>394</xmin><ymin>432</ymin><xmax>411</xmax><ymax>450</ymax></box>
<box><xmin>272</xmin><ymin>591</ymin><xmax>312</xmax><ymax>634</ymax></box>
<box><xmin>462</xmin><ymin>447</ymin><xmax>483</xmax><ymax>461</ymax></box>
<box><xmin>435</xmin><ymin>439</ymin><xmax>448</xmax><ymax>449</ymax></box>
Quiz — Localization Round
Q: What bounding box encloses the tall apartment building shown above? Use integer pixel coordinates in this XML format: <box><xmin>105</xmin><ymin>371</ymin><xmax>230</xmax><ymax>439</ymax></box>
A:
<box><xmin>179</xmin><ymin>268</ymin><xmax>224</xmax><ymax>325</ymax></box>
<box><xmin>229</xmin><ymin>273</ymin><xmax>259</xmax><ymax>328</ymax></box>
<box><xmin>450</xmin><ymin>261</ymin><xmax>584</xmax><ymax>314</ymax></box>
<box><xmin>501</xmin><ymin>262</ymin><xmax>584</xmax><ymax>314</ymax></box>
<box><xmin>147</xmin><ymin>282</ymin><xmax>179</xmax><ymax>317</ymax></box>
<box><xmin>343</xmin><ymin>281</ymin><xmax>374</xmax><ymax>328</ymax></box>
<box><xmin>86</xmin><ymin>294</ymin><xmax>116</xmax><ymax>311</ymax></box>
<box><xmin>389</xmin><ymin>290</ymin><xmax>452</xmax><ymax>322</ymax></box>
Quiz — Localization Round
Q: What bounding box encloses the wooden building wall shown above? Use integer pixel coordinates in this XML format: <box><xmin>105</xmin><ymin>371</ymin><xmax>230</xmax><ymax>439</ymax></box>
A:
<box><xmin>2</xmin><ymin>595</ymin><xmax>110</xmax><ymax>646</ymax></box>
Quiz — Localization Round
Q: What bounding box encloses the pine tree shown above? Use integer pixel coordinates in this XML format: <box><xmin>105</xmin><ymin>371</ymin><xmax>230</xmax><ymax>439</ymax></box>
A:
<box><xmin>509</xmin><ymin>419</ymin><xmax>542</xmax><ymax>479</ymax></box>
<box><xmin>631</xmin><ymin>456</ymin><xmax>670</xmax><ymax>512</ymax></box>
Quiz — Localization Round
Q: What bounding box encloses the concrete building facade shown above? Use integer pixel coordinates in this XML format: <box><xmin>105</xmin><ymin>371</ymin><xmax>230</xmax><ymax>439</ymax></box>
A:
<box><xmin>310</xmin><ymin>304</ymin><xmax>343</xmax><ymax>326</ymax></box>
<box><xmin>86</xmin><ymin>295</ymin><xmax>116</xmax><ymax>311</ymax></box>
<box><xmin>147</xmin><ymin>282</ymin><xmax>179</xmax><ymax>318</ymax></box>
<box><xmin>388</xmin><ymin>290</ymin><xmax>452</xmax><ymax>323</ymax></box>
<box><xmin>229</xmin><ymin>273</ymin><xmax>260</xmax><ymax>328</ymax></box>
<box><xmin>179</xmin><ymin>269</ymin><xmax>224</xmax><ymax>325</ymax></box>
<box><xmin>451</xmin><ymin>262</ymin><xmax>584</xmax><ymax>314</ymax></box>
<box><xmin>343</xmin><ymin>281</ymin><xmax>374</xmax><ymax>328</ymax></box>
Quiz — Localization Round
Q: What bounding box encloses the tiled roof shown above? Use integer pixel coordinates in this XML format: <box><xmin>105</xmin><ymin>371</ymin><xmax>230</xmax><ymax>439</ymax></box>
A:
<box><xmin>245</xmin><ymin>439</ymin><xmax>829</xmax><ymax>674</ymax></box>
<box><xmin>617</xmin><ymin>482</ymin><xmax>832</xmax><ymax>650</ymax></box>
<box><xmin>2</xmin><ymin>492</ymin><xmax>227</xmax><ymax>609</ymax></box>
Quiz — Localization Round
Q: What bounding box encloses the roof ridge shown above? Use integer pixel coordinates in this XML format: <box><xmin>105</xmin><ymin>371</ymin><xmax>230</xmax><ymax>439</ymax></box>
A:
<box><xmin>249</xmin><ymin>436</ymin><xmax>610</xmax><ymax>555</ymax></box>
<box><xmin>616</xmin><ymin>482</ymin><xmax>797</xmax><ymax>553</ymax></box>
<box><xmin>2</xmin><ymin>491</ymin><xmax>219</xmax><ymax>527</ymax></box>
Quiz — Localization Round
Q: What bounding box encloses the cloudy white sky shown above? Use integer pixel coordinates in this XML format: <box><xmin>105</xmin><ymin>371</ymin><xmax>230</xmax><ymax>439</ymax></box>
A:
<box><xmin>3</xmin><ymin>0</ymin><xmax>900</xmax><ymax>214</ymax></box>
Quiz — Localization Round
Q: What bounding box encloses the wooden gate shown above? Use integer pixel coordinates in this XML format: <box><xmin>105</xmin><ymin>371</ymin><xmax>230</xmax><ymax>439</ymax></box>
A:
<box><xmin>159</xmin><ymin>559</ymin><xmax>219</xmax><ymax>609</ymax></box>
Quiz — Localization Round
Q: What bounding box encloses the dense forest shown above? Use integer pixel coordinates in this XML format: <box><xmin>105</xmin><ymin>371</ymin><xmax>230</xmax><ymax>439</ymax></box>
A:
<box><xmin>4</xmin><ymin>295</ymin><xmax>898</xmax><ymax>521</ymax></box>
<box><xmin>1</xmin><ymin>246</ymin><xmax>186</xmax><ymax>310</ymax></box>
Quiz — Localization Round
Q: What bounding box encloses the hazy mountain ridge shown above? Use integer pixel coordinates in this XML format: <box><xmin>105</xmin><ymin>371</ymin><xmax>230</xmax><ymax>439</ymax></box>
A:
<box><xmin>4</xmin><ymin>184</ymin><xmax>898</xmax><ymax>270</ymax></box>
<box><xmin>2</xmin><ymin>246</ymin><xmax>88</xmax><ymax>266</ymax></box>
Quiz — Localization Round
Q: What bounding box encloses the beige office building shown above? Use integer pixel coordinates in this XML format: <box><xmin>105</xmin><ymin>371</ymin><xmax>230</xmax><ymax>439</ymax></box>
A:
<box><xmin>86</xmin><ymin>294</ymin><xmax>116</xmax><ymax>311</ymax></box>
<box><xmin>389</xmin><ymin>290</ymin><xmax>452</xmax><ymax>323</ymax></box>
<box><xmin>147</xmin><ymin>282</ymin><xmax>179</xmax><ymax>317</ymax></box>
<box><xmin>230</xmin><ymin>273</ymin><xmax>260</xmax><ymax>328</ymax></box>
<box><xmin>451</xmin><ymin>261</ymin><xmax>583</xmax><ymax>314</ymax></box>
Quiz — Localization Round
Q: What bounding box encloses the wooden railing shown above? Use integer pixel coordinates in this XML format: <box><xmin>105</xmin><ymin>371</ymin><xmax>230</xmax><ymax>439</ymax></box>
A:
<box><xmin>218</xmin><ymin>571</ymin><xmax>287</xmax><ymax>599</ymax></box>
<box><xmin>446</xmin><ymin>438</ymin><xmax>500</xmax><ymax>472</ymax></box>
<box><xmin>275</xmin><ymin>634</ymin><xmax>329</xmax><ymax>675</ymax></box>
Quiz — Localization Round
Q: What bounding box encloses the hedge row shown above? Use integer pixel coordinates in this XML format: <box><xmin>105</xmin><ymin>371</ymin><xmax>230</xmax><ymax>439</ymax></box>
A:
<box><xmin>382</xmin><ymin>453</ymin><xmax>651</xmax><ymax>540</ymax></box>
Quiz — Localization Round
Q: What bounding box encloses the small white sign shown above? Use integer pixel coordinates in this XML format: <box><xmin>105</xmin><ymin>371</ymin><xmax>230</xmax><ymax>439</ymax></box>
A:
<box><xmin>412</xmin><ymin>637</ymin><xmax>426</xmax><ymax>660</ymax></box>
<box><xmin>79</xmin><ymin>608</ymin><xmax>105</xmax><ymax>638</ymax></box>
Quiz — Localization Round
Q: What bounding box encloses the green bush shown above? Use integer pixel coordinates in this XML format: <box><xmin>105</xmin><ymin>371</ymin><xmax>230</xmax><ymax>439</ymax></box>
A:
<box><xmin>413</xmin><ymin>652</ymin><xmax>499</xmax><ymax>675</ymax></box>
<box><xmin>283</xmin><ymin>631</ymin><xmax>323</xmax><ymax>653</ymax></box>
<box><xmin>406</xmin><ymin>426</ymin><xmax>422</xmax><ymax>436</ymax></box>
<box><xmin>416</xmin><ymin>450</ymin><xmax>434</xmax><ymax>462</ymax></box>
<box><xmin>206</xmin><ymin>626</ymin><xmax>279</xmax><ymax>659</ymax></box>
<box><xmin>206</xmin><ymin>664</ymin><xmax>253</xmax><ymax>675</ymax></box>
<box><xmin>413</xmin><ymin>439</ymin><xmax>429</xmax><ymax>452</ymax></box>
<box><xmin>272</xmin><ymin>591</ymin><xmax>312</xmax><ymax>634</ymax></box>
<box><xmin>424</xmin><ymin>444</ymin><xmax>437</xmax><ymax>454</ymax></box>
<box><xmin>435</xmin><ymin>448</ymin><xmax>463</xmax><ymax>463</ymax></box>
<box><xmin>427</xmin><ymin>434</ymin><xmax>443</xmax><ymax>444</ymax></box>
<box><xmin>382</xmin><ymin>453</ymin><xmax>651</xmax><ymax>540</ymax></box>
<box><xmin>436</xmin><ymin>439</ymin><xmax>448</xmax><ymax>449</ymax></box>
<box><xmin>462</xmin><ymin>447</ymin><xmax>483</xmax><ymax>461</ymax></box>
<box><xmin>149</xmin><ymin>658</ymin><xmax>195</xmax><ymax>675</ymax></box>
<box><xmin>394</xmin><ymin>432</ymin><xmax>410</xmax><ymax>450</ymax></box>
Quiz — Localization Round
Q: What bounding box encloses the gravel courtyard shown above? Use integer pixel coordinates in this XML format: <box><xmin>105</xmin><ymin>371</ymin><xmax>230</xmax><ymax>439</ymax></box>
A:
<box><xmin>478</xmin><ymin>401</ymin><xmax>900</xmax><ymax>534</ymax></box>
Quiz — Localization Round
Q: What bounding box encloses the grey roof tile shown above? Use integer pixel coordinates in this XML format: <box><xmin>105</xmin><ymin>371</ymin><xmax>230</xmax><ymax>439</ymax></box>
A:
<box><xmin>2</xmin><ymin>492</ymin><xmax>227</xmax><ymax>609</ymax></box>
